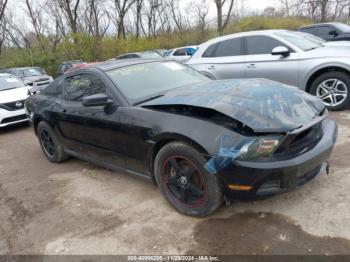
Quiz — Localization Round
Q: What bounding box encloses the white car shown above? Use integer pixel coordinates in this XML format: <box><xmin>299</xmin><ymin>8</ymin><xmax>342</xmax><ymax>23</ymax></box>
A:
<box><xmin>0</xmin><ymin>73</ymin><xmax>30</xmax><ymax>127</ymax></box>
<box><xmin>164</xmin><ymin>46</ymin><xmax>198</xmax><ymax>62</ymax></box>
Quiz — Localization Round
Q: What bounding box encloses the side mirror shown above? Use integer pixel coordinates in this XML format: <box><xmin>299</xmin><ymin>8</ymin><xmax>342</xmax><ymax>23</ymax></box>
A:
<box><xmin>82</xmin><ymin>93</ymin><xmax>114</xmax><ymax>107</ymax></box>
<box><xmin>271</xmin><ymin>46</ymin><xmax>290</xmax><ymax>57</ymax></box>
<box><xmin>329</xmin><ymin>30</ymin><xmax>338</xmax><ymax>37</ymax></box>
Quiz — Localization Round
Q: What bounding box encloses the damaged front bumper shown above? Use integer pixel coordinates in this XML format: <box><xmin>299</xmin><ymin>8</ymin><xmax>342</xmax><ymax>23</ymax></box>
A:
<box><xmin>218</xmin><ymin>118</ymin><xmax>337</xmax><ymax>198</ymax></box>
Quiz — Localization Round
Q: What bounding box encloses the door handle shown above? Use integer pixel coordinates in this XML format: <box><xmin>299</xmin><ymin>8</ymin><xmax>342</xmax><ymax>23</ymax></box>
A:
<box><xmin>247</xmin><ymin>63</ymin><xmax>256</xmax><ymax>69</ymax></box>
<box><xmin>208</xmin><ymin>65</ymin><xmax>216</xmax><ymax>70</ymax></box>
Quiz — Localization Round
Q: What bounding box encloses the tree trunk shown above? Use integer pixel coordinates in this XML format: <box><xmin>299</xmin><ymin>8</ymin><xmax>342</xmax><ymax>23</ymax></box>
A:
<box><xmin>320</xmin><ymin>0</ymin><xmax>328</xmax><ymax>22</ymax></box>
<box><xmin>216</xmin><ymin>1</ymin><xmax>223</xmax><ymax>35</ymax></box>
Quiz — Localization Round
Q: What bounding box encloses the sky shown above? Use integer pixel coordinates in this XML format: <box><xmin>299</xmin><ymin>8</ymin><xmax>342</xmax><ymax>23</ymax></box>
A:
<box><xmin>242</xmin><ymin>0</ymin><xmax>281</xmax><ymax>11</ymax></box>
<box><xmin>181</xmin><ymin>0</ymin><xmax>282</xmax><ymax>17</ymax></box>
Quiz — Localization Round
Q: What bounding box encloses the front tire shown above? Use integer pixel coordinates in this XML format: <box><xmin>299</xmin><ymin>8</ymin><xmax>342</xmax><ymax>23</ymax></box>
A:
<box><xmin>37</xmin><ymin>121</ymin><xmax>67</xmax><ymax>163</ymax></box>
<box><xmin>154</xmin><ymin>142</ymin><xmax>223</xmax><ymax>217</ymax></box>
<box><xmin>310</xmin><ymin>71</ymin><xmax>350</xmax><ymax>110</ymax></box>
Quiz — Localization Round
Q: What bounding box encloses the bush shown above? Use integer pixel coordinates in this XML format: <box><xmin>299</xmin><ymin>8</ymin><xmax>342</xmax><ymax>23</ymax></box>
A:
<box><xmin>0</xmin><ymin>15</ymin><xmax>314</xmax><ymax>76</ymax></box>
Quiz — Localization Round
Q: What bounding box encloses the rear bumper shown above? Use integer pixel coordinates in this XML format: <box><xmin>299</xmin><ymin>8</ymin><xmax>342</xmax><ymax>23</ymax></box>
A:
<box><xmin>220</xmin><ymin>118</ymin><xmax>337</xmax><ymax>198</ymax></box>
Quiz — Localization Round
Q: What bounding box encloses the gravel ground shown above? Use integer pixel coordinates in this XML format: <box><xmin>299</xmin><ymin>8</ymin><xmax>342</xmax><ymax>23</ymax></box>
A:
<box><xmin>0</xmin><ymin>111</ymin><xmax>350</xmax><ymax>255</ymax></box>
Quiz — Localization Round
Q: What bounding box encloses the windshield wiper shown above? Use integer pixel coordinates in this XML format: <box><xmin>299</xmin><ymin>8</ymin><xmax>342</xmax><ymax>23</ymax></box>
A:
<box><xmin>134</xmin><ymin>94</ymin><xmax>164</xmax><ymax>105</ymax></box>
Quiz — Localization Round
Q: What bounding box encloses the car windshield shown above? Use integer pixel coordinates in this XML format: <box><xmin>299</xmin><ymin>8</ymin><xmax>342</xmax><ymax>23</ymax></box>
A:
<box><xmin>0</xmin><ymin>75</ymin><xmax>24</xmax><ymax>91</ymax></box>
<box><xmin>334</xmin><ymin>23</ymin><xmax>350</xmax><ymax>32</ymax></box>
<box><xmin>139</xmin><ymin>52</ymin><xmax>162</xmax><ymax>59</ymax></box>
<box><xmin>33</xmin><ymin>67</ymin><xmax>46</xmax><ymax>74</ymax></box>
<box><xmin>106</xmin><ymin>61</ymin><xmax>209</xmax><ymax>104</ymax></box>
<box><xmin>16</xmin><ymin>69</ymin><xmax>42</xmax><ymax>77</ymax></box>
<box><xmin>275</xmin><ymin>31</ymin><xmax>323</xmax><ymax>51</ymax></box>
<box><xmin>296</xmin><ymin>32</ymin><xmax>326</xmax><ymax>44</ymax></box>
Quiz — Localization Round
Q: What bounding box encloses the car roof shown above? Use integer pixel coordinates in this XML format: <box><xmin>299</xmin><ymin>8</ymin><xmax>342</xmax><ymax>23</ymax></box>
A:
<box><xmin>201</xmin><ymin>29</ymin><xmax>288</xmax><ymax>45</ymax></box>
<box><xmin>171</xmin><ymin>45</ymin><xmax>198</xmax><ymax>50</ymax></box>
<box><xmin>78</xmin><ymin>59</ymin><xmax>168</xmax><ymax>72</ymax></box>
<box><xmin>62</xmin><ymin>60</ymin><xmax>83</xmax><ymax>64</ymax></box>
<box><xmin>299</xmin><ymin>22</ymin><xmax>343</xmax><ymax>29</ymax></box>
<box><xmin>118</xmin><ymin>51</ymin><xmax>159</xmax><ymax>56</ymax></box>
<box><xmin>8</xmin><ymin>67</ymin><xmax>33</xmax><ymax>70</ymax></box>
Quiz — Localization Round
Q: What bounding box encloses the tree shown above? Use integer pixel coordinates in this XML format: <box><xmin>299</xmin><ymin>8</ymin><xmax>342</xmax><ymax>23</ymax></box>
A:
<box><xmin>114</xmin><ymin>0</ymin><xmax>137</xmax><ymax>39</ymax></box>
<box><xmin>134</xmin><ymin>0</ymin><xmax>144</xmax><ymax>39</ymax></box>
<box><xmin>144</xmin><ymin>0</ymin><xmax>163</xmax><ymax>38</ymax></box>
<box><xmin>83</xmin><ymin>0</ymin><xmax>110</xmax><ymax>59</ymax></box>
<box><xmin>169</xmin><ymin>0</ymin><xmax>187</xmax><ymax>38</ymax></box>
<box><xmin>56</xmin><ymin>0</ymin><xmax>82</xmax><ymax>43</ymax></box>
<box><xmin>192</xmin><ymin>0</ymin><xmax>209</xmax><ymax>41</ymax></box>
<box><xmin>213</xmin><ymin>0</ymin><xmax>234</xmax><ymax>36</ymax></box>
<box><xmin>0</xmin><ymin>0</ymin><xmax>8</xmax><ymax>55</ymax></box>
<box><xmin>319</xmin><ymin>0</ymin><xmax>330</xmax><ymax>22</ymax></box>
<box><xmin>24</xmin><ymin>0</ymin><xmax>47</xmax><ymax>51</ymax></box>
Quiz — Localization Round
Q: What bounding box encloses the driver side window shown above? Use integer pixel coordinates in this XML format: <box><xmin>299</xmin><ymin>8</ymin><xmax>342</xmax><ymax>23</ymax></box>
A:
<box><xmin>64</xmin><ymin>74</ymin><xmax>107</xmax><ymax>101</ymax></box>
<box><xmin>246</xmin><ymin>35</ymin><xmax>291</xmax><ymax>55</ymax></box>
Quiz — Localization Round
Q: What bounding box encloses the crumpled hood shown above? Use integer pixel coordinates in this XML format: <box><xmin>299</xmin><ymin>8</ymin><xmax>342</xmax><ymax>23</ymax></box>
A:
<box><xmin>141</xmin><ymin>79</ymin><xmax>325</xmax><ymax>133</ymax></box>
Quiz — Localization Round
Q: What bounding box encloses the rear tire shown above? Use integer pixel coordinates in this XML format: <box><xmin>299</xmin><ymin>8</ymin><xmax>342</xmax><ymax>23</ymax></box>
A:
<box><xmin>37</xmin><ymin>121</ymin><xmax>67</xmax><ymax>163</ymax></box>
<box><xmin>154</xmin><ymin>141</ymin><xmax>223</xmax><ymax>217</ymax></box>
<box><xmin>310</xmin><ymin>71</ymin><xmax>350</xmax><ymax>110</ymax></box>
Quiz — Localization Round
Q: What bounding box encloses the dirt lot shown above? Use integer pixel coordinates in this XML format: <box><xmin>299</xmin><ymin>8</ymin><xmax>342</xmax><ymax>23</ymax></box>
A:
<box><xmin>1</xmin><ymin>111</ymin><xmax>350</xmax><ymax>255</ymax></box>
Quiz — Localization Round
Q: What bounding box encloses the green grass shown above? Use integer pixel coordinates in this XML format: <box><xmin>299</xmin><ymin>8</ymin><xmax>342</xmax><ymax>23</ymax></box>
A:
<box><xmin>0</xmin><ymin>15</ymin><xmax>313</xmax><ymax>76</ymax></box>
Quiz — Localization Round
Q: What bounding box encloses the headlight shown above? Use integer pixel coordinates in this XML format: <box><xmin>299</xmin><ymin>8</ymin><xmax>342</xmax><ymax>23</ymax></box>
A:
<box><xmin>25</xmin><ymin>81</ymin><xmax>33</xmax><ymax>86</ymax></box>
<box><xmin>238</xmin><ymin>135</ymin><xmax>284</xmax><ymax>160</ymax></box>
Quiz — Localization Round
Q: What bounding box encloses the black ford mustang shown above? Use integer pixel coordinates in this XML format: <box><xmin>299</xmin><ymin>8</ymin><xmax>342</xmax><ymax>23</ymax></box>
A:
<box><xmin>25</xmin><ymin>59</ymin><xmax>337</xmax><ymax>216</ymax></box>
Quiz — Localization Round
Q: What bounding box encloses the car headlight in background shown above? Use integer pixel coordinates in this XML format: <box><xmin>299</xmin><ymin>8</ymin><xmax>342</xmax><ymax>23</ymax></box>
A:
<box><xmin>24</xmin><ymin>80</ymin><xmax>34</xmax><ymax>87</ymax></box>
<box><xmin>238</xmin><ymin>135</ymin><xmax>284</xmax><ymax>160</ymax></box>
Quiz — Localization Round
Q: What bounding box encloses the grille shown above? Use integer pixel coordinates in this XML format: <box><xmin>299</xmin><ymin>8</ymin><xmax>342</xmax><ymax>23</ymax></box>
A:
<box><xmin>37</xmin><ymin>81</ymin><xmax>50</xmax><ymax>86</ymax></box>
<box><xmin>0</xmin><ymin>100</ymin><xmax>25</xmax><ymax>111</ymax></box>
<box><xmin>35</xmin><ymin>78</ymin><xmax>50</xmax><ymax>82</ymax></box>
<box><xmin>275</xmin><ymin>122</ymin><xmax>323</xmax><ymax>158</ymax></box>
<box><xmin>1</xmin><ymin>114</ymin><xmax>27</xmax><ymax>124</ymax></box>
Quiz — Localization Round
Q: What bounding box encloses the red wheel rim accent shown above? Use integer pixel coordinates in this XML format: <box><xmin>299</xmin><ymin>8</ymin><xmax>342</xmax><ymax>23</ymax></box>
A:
<box><xmin>161</xmin><ymin>155</ymin><xmax>207</xmax><ymax>208</ymax></box>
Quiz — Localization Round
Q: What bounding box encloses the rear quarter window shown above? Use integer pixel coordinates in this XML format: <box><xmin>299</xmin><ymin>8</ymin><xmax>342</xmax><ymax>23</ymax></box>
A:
<box><xmin>202</xmin><ymin>37</ymin><xmax>242</xmax><ymax>57</ymax></box>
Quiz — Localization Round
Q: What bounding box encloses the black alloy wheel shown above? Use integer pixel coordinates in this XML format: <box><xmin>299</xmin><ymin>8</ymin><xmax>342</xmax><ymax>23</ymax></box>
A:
<box><xmin>154</xmin><ymin>142</ymin><xmax>223</xmax><ymax>217</ymax></box>
<box><xmin>161</xmin><ymin>155</ymin><xmax>206</xmax><ymax>207</ymax></box>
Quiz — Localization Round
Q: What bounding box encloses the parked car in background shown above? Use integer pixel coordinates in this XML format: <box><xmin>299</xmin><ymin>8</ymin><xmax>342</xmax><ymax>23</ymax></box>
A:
<box><xmin>57</xmin><ymin>60</ymin><xmax>85</xmax><ymax>76</ymax></box>
<box><xmin>0</xmin><ymin>73</ymin><xmax>30</xmax><ymax>127</ymax></box>
<box><xmin>4</xmin><ymin>67</ymin><xmax>53</xmax><ymax>94</ymax></box>
<box><xmin>25</xmin><ymin>59</ymin><xmax>336</xmax><ymax>216</ymax></box>
<box><xmin>299</xmin><ymin>22</ymin><xmax>350</xmax><ymax>41</ymax></box>
<box><xmin>116</xmin><ymin>51</ymin><xmax>163</xmax><ymax>60</ymax></box>
<box><xmin>65</xmin><ymin>62</ymin><xmax>102</xmax><ymax>73</ymax></box>
<box><xmin>164</xmin><ymin>46</ymin><xmax>198</xmax><ymax>62</ymax></box>
<box><xmin>187</xmin><ymin>30</ymin><xmax>350</xmax><ymax>110</ymax></box>
<box><xmin>295</xmin><ymin>31</ymin><xmax>350</xmax><ymax>47</ymax></box>
<box><xmin>151</xmin><ymin>49</ymin><xmax>167</xmax><ymax>57</ymax></box>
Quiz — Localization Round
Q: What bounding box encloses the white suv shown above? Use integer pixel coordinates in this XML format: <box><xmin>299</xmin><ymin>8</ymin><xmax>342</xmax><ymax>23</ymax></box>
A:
<box><xmin>0</xmin><ymin>73</ymin><xmax>30</xmax><ymax>127</ymax></box>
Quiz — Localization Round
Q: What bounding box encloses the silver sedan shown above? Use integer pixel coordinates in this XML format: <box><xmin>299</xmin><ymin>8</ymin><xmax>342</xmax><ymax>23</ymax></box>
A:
<box><xmin>187</xmin><ymin>30</ymin><xmax>350</xmax><ymax>110</ymax></box>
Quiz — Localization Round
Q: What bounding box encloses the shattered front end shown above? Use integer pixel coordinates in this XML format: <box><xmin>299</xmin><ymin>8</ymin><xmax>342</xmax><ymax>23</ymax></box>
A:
<box><xmin>205</xmin><ymin>117</ymin><xmax>337</xmax><ymax>199</ymax></box>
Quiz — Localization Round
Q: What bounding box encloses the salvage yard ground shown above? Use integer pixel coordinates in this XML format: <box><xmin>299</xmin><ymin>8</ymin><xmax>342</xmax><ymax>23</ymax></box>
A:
<box><xmin>1</xmin><ymin>111</ymin><xmax>350</xmax><ymax>255</ymax></box>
